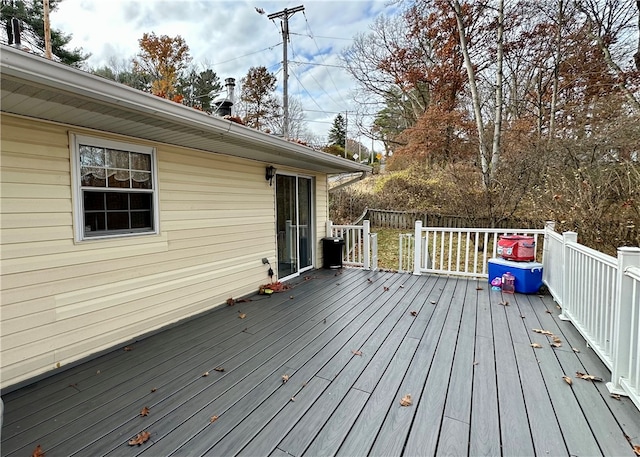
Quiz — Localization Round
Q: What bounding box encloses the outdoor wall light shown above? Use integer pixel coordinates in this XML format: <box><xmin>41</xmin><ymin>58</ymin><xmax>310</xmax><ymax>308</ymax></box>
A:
<box><xmin>265</xmin><ymin>165</ymin><xmax>277</xmax><ymax>186</ymax></box>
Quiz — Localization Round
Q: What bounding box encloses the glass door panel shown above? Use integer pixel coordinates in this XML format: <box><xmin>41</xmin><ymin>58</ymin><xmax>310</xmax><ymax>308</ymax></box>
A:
<box><xmin>276</xmin><ymin>175</ymin><xmax>297</xmax><ymax>278</ymax></box>
<box><xmin>298</xmin><ymin>177</ymin><xmax>313</xmax><ymax>270</ymax></box>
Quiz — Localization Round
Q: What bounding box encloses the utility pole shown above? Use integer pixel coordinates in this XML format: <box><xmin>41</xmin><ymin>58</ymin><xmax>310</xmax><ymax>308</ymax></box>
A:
<box><xmin>43</xmin><ymin>0</ymin><xmax>52</xmax><ymax>59</ymax></box>
<box><xmin>267</xmin><ymin>5</ymin><xmax>304</xmax><ymax>139</ymax></box>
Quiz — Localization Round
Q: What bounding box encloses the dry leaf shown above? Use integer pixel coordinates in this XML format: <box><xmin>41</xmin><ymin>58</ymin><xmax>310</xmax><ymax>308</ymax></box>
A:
<box><xmin>476</xmin><ymin>286</ymin><xmax>483</xmax><ymax>290</ymax></box>
<box><xmin>399</xmin><ymin>284</ymin><xmax>405</xmax><ymax>288</ymax></box>
<box><xmin>226</xmin><ymin>298</ymin><xmax>235</xmax><ymax>306</ymax></box>
<box><xmin>576</xmin><ymin>372</ymin><xmax>603</xmax><ymax>382</ymax></box>
<box><xmin>383</xmin><ymin>286</ymin><xmax>390</xmax><ymax>291</ymax></box>
<box><xmin>214</xmin><ymin>367</ymin><xmax>225</xmax><ymax>372</ymax></box>
<box><xmin>499</xmin><ymin>301</ymin><xmax>509</xmax><ymax>306</ymax></box>
<box><xmin>552</xmin><ymin>336</ymin><xmax>562</xmax><ymax>344</ymax></box>
<box><xmin>140</xmin><ymin>406</ymin><xmax>150</xmax><ymax>417</ymax></box>
<box><xmin>400</xmin><ymin>394</ymin><xmax>413</xmax><ymax>406</ymax></box>
<box><xmin>531</xmin><ymin>343</ymin><xmax>543</xmax><ymax>348</ymax></box>
<box><xmin>563</xmin><ymin>376</ymin><xmax>573</xmax><ymax>385</ymax></box>
<box><xmin>238</xmin><ymin>313</ymin><xmax>247</xmax><ymax>319</ymax></box>
<box><xmin>282</xmin><ymin>374</ymin><xmax>289</xmax><ymax>383</ymax></box>
<box><xmin>473</xmin><ymin>361</ymin><xmax>479</xmax><ymax>366</ymax></box>
<box><xmin>290</xmin><ymin>397</ymin><xmax>296</xmax><ymax>402</ymax></box>
<box><xmin>367</xmin><ymin>278</ymin><xmax>373</xmax><ymax>283</ymax></box>
<box><xmin>32</xmin><ymin>445</ymin><xmax>45</xmax><ymax>457</ymax></box>
<box><xmin>202</xmin><ymin>371</ymin><xmax>209</xmax><ymax>377</ymax></box>
<box><xmin>572</xmin><ymin>347</ymin><xmax>580</xmax><ymax>353</ymax></box>
<box><xmin>610</xmin><ymin>394</ymin><xmax>621</xmax><ymax>400</ymax></box>
<box><xmin>550</xmin><ymin>342</ymin><xmax>562</xmax><ymax>348</ymax></box>
<box><xmin>633</xmin><ymin>445</ymin><xmax>640</xmax><ymax>456</ymax></box>
<box><xmin>410</xmin><ymin>311</ymin><xmax>418</xmax><ymax>317</ymax></box>
<box><xmin>124</xmin><ymin>346</ymin><xmax>133</xmax><ymax>351</ymax></box>
<box><xmin>430</xmin><ymin>300</ymin><xmax>437</xmax><ymax>305</ymax></box>
<box><xmin>210</xmin><ymin>415</ymin><xmax>219</xmax><ymax>423</ymax></box>
<box><xmin>351</xmin><ymin>349</ymin><xmax>363</xmax><ymax>356</ymax></box>
<box><xmin>532</xmin><ymin>328</ymin><xmax>553</xmax><ymax>336</ymax></box>
<box><xmin>150</xmin><ymin>387</ymin><xmax>157</xmax><ymax>393</ymax></box>
<box><xmin>545</xmin><ymin>309</ymin><xmax>553</xmax><ymax>314</ymax></box>
<box><xmin>128</xmin><ymin>431</ymin><xmax>151</xmax><ymax>446</ymax></box>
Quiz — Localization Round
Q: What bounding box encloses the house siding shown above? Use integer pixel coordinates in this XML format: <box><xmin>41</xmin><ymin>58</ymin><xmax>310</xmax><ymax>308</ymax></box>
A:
<box><xmin>0</xmin><ymin>114</ymin><xmax>329</xmax><ymax>390</ymax></box>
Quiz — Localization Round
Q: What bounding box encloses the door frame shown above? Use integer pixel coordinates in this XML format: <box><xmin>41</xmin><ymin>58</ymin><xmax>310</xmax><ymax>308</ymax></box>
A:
<box><xmin>275</xmin><ymin>172</ymin><xmax>315</xmax><ymax>281</ymax></box>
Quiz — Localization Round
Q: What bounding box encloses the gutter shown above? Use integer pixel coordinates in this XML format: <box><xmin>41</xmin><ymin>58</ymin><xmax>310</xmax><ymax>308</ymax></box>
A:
<box><xmin>329</xmin><ymin>171</ymin><xmax>368</xmax><ymax>193</ymax></box>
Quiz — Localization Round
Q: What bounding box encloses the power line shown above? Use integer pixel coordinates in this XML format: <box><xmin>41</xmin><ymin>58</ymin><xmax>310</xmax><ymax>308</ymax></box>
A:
<box><xmin>290</xmin><ymin>60</ymin><xmax>345</xmax><ymax>69</ymax></box>
<box><xmin>212</xmin><ymin>42</ymin><xmax>282</xmax><ymax>66</ymax></box>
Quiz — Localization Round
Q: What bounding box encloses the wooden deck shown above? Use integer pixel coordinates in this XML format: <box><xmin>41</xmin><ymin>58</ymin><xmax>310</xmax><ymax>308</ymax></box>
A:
<box><xmin>2</xmin><ymin>268</ymin><xmax>640</xmax><ymax>456</ymax></box>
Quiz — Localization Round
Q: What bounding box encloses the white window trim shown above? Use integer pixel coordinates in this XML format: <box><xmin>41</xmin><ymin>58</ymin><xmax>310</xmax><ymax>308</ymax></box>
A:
<box><xmin>70</xmin><ymin>133</ymin><xmax>160</xmax><ymax>242</ymax></box>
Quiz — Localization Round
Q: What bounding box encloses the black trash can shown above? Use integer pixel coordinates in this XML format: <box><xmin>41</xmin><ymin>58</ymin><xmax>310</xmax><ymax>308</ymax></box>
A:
<box><xmin>322</xmin><ymin>236</ymin><xmax>345</xmax><ymax>269</ymax></box>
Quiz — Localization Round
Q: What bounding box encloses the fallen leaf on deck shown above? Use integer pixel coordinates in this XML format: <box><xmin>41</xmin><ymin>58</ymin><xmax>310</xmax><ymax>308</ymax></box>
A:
<box><xmin>214</xmin><ymin>367</ymin><xmax>225</xmax><ymax>372</ymax></box>
<box><xmin>610</xmin><ymin>394</ymin><xmax>621</xmax><ymax>400</ymax></box>
<box><xmin>563</xmin><ymin>376</ymin><xmax>573</xmax><ymax>385</ymax></box>
<box><xmin>572</xmin><ymin>347</ymin><xmax>580</xmax><ymax>353</ymax></box>
<box><xmin>32</xmin><ymin>445</ymin><xmax>45</xmax><ymax>457</ymax></box>
<box><xmin>351</xmin><ymin>349</ymin><xmax>363</xmax><ymax>356</ymax></box>
<box><xmin>552</xmin><ymin>336</ymin><xmax>562</xmax><ymax>344</ymax></box>
<box><xmin>476</xmin><ymin>286</ymin><xmax>483</xmax><ymax>290</ymax></box>
<box><xmin>532</xmin><ymin>328</ymin><xmax>553</xmax><ymax>336</ymax></box>
<box><xmin>520</xmin><ymin>315</ymin><xmax>526</xmax><ymax>318</ymax></box>
<box><xmin>383</xmin><ymin>286</ymin><xmax>390</xmax><ymax>291</ymax></box>
<box><xmin>238</xmin><ymin>312</ymin><xmax>247</xmax><ymax>319</ymax></box>
<box><xmin>289</xmin><ymin>295</ymin><xmax>294</xmax><ymax>299</ymax></box>
<box><xmin>290</xmin><ymin>397</ymin><xmax>296</xmax><ymax>402</ymax></box>
<box><xmin>473</xmin><ymin>361</ymin><xmax>479</xmax><ymax>366</ymax></box>
<box><xmin>499</xmin><ymin>301</ymin><xmax>509</xmax><ymax>306</ymax></box>
<box><xmin>367</xmin><ymin>278</ymin><xmax>373</xmax><ymax>283</ymax></box>
<box><xmin>140</xmin><ymin>406</ymin><xmax>150</xmax><ymax>416</ymax></box>
<box><xmin>410</xmin><ymin>311</ymin><xmax>418</xmax><ymax>317</ymax></box>
<box><xmin>210</xmin><ymin>415</ymin><xmax>219</xmax><ymax>423</ymax></box>
<box><xmin>150</xmin><ymin>387</ymin><xmax>157</xmax><ymax>393</ymax></box>
<box><xmin>226</xmin><ymin>298</ymin><xmax>235</xmax><ymax>306</ymax></box>
<box><xmin>399</xmin><ymin>284</ymin><xmax>405</xmax><ymax>288</ymax></box>
<box><xmin>282</xmin><ymin>374</ymin><xmax>289</xmax><ymax>383</ymax></box>
<box><xmin>400</xmin><ymin>394</ymin><xmax>413</xmax><ymax>406</ymax></box>
<box><xmin>124</xmin><ymin>346</ymin><xmax>134</xmax><ymax>351</ymax></box>
<box><xmin>202</xmin><ymin>372</ymin><xmax>210</xmax><ymax>377</ymax></box>
<box><xmin>576</xmin><ymin>372</ymin><xmax>603</xmax><ymax>382</ymax></box>
<box><xmin>431</xmin><ymin>300</ymin><xmax>437</xmax><ymax>305</ymax></box>
<box><xmin>633</xmin><ymin>444</ymin><xmax>640</xmax><ymax>456</ymax></box>
<box><xmin>128</xmin><ymin>431</ymin><xmax>151</xmax><ymax>446</ymax></box>
<box><xmin>550</xmin><ymin>342</ymin><xmax>562</xmax><ymax>348</ymax></box>
<box><xmin>531</xmin><ymin>343</ymin><xmax>543</xmax><ymax>348</ymax></box>
<box><xmin>545</xmin><ymin>309</ymin><xmax>553</xmax><ymax>314</ymax></box>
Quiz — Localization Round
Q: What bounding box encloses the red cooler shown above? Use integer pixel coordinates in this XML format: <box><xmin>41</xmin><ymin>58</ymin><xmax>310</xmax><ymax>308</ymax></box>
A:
<box><xmin>497</xmin><ymin>235</ymin><xmax>536</xmax><ymax>261</ymax></box>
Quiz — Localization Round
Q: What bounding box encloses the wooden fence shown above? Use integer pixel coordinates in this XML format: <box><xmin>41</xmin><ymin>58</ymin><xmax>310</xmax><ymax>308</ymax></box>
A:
<box><xmin>356</xmin><ymin>208</ymin><xmax>543</xmax><ymax>230</ymax></box>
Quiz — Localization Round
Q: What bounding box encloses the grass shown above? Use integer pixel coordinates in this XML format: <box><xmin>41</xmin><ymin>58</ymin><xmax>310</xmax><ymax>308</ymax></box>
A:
<box><xmin>373</xmin><ymin>228</ymin><xmax>412</xmax><ymax>271</ymax></box>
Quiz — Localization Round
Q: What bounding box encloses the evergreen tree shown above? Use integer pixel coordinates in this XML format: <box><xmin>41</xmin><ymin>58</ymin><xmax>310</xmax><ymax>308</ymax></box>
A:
<box><xmin>328</xmin><ymin>114</ymin><xmax>346</xmax><ymax>148</ymax></box>
<box><xmin>177</xmin><ymin>68</ymin><xmax>222</xmax><ymax>113</ymax></box>
<box><xmin>1</xmin><ymin>0</ymin><xmax>89</xmax><ymax>67</ymax></box>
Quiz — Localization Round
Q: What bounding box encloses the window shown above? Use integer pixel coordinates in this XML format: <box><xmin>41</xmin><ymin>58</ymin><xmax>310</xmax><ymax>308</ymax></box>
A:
<box><xmin>72</xmin><ymin>135</ymin><xmax>158</xmax><ymax>240</ymax></box>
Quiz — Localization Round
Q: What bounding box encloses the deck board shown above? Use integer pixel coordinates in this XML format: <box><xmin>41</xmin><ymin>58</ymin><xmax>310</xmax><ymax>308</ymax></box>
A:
<box><xmin>3</xmin><ymin>269</ymin><xmax>640</xmax><ymax>457</ymax></box>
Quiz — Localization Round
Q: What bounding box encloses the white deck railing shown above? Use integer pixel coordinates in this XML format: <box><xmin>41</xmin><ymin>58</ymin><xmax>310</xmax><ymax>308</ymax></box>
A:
<box><xmin>542</xmin><ymin>228</ymin><xmax>640</xmax><ymax>411</ymax></box>
<box><xmin>327</xmin><ymin>220</ymin><xmax>378</xmax><ymax>270</ymax></box>
<box><xmin>410</xmin><ymin>220</ymin><xmax>545</xmax><ymax>277</ymax></box>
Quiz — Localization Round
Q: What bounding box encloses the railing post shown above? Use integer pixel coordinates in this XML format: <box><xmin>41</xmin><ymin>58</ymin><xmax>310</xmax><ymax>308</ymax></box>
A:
<box><xmin>413</xmin><ymin>220</ymin><xmax>422</xmax><ymax>276</ymax></box>
<box><xmin>607</xmin><ymin>247</ymin><xmax>640</xmax><ymax>395</ymax></box>
<box><xmin>542</xmin><ymin>221</ymin><xmax>555</xmax><ymax>265</ymax></box>
<box><xmin>558</xmin><ymin>231</ymin><xmax>578</xmax><ymax>321</ymax></box>
<box><xmin>363</xmin><ymin>220</ymin><xmax>371</xmax><ymax>270</ymax></box>
<box><xmin>326</xmin><ymin>220</ymin><xmax>333</xmax><ymax>237</ymax></box>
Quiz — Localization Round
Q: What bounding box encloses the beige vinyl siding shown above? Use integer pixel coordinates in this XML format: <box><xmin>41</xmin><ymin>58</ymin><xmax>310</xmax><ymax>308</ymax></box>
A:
<box><xmin>0</xmin><ymin>114</ymin><xmax>328</xmax><ymax>389</ymax></box>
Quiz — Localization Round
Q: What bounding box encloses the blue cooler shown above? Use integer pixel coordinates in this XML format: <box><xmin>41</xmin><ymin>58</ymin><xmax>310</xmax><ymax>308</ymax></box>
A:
<box><xmin>488</xmin><ymin>258</ymin><xmax>543</xmax><ymax>294</ymax></box>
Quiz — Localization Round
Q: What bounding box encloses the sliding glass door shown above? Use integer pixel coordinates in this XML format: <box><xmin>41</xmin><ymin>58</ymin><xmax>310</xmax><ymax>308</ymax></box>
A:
<box><xmin>276</xmin><ymin>174</ymin><xmax>313</xmax><ymax>279</ymax></box>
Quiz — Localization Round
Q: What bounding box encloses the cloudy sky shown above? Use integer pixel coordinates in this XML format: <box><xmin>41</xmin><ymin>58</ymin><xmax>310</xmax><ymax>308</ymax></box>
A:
<box><xmin>48</xmin><ymin>0</ymin><xmax>400</xmax><ymax>143</ymax></box>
